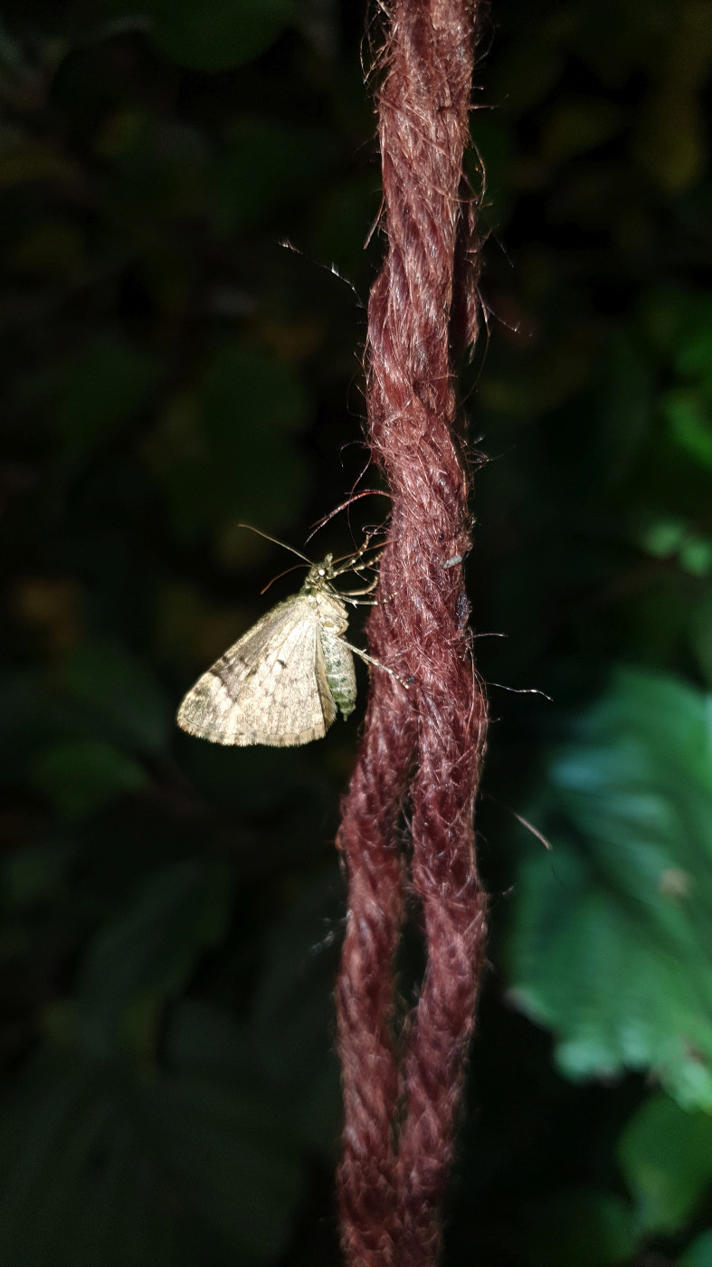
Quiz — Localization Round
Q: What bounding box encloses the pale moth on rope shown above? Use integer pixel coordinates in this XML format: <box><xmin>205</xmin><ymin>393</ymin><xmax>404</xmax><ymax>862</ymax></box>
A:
<box><xmin>177</xmin><ymin>527</ymin><xmax>403</xmax><ymax>748</ymax></box>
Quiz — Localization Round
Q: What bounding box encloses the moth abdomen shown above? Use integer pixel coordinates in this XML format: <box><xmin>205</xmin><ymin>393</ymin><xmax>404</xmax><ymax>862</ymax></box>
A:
<box><xmin>321</xmin><ymin>629</ymin><xmax>357</xmax><ymax>720</ymax></box>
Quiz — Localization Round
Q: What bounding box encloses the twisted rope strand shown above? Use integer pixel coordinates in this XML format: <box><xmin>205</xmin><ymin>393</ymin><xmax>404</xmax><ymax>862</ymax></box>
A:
<box><xmin>336</xmin><ymin>2</ymin><xmax>488</xmax><ymax>1263</ymax></box>
<box><xmin>336</xmin><ymin>677</ymin><xmax>415</xmax><ymax>1266</ymax></box>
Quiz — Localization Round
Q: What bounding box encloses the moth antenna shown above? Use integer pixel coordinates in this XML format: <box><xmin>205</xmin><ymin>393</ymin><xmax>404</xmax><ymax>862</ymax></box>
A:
<box><xmin>237</xmin><ymin>522</ymin><xmax>312</xmax><ymax>565</ymax></box>
<box><xmin>260</xmin><ymin>562</ymin><xmax>308</xmax><ymax>596</ymax></box>
<box><xmin>306</xmin><ymin>490</ymin><xmax>392</xmax><ymax>542</ymax></box>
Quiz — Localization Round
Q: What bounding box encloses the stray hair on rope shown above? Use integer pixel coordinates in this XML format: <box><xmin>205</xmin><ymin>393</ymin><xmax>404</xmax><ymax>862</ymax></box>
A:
<box><xmin>335</xmin><ymin>2</ymin><xmax>489</xmax><ymax>1265</ymax></box>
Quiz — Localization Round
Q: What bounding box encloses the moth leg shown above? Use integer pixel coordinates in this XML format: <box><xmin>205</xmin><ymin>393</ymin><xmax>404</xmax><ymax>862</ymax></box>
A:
<box><xmin>347</xmin><ymin>547</ymin><xmax>384</xmax><ymax>584</ymax></box>
<box><xmin>330</xmin><ymin>533</ymin><xmax>384</xmax><ymax>580</ymax></box>
<box><xmin>339</xmin><ymin>573</ymin><xmax>380</xmax><ymax>599</ymax></box>
<box><xmin>338</xmin><ymin>638</ymin><xmax>409</xmax><ymax>689</ymax></box>
<box><xmin>335</xmin><ymin>538</ymin><xmax>386</xmax><ymax>598</ymax></box>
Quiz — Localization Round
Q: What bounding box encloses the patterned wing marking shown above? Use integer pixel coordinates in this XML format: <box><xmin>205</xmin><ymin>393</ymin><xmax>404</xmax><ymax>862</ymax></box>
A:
<box><xmin>176</xmin><ymin>596</ymin><xmax>337</xmax><ymax>746</ymax></box>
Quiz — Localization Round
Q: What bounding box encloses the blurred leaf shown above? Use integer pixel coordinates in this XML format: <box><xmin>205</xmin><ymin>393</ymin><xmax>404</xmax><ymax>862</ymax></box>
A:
<box><xmin>10</xmin><ymin>576</ymin><xmax>82</xmax><ymax>654</ymax></box>
<box><xmin>690</xmin><ymin>590</ymin><xmax>712</xmax><ymax>687</ymax></box>
<box><xmin>0</xmin><ymin>1053</ymin><xmax>137</xmax><ymax>1267</ymax></box>
<box><xmin>539</xmin><ymin>97</ymin><xmax>621</xmax><ymax>163</ymax></box>
<box><xmin>634</xmin><ymin>90</ymin><xmax>705</xmax><ymax>192</ymax></box>
<box><xmin>164</xmin><ymin>1000</ymin><xmax>252</xmax><ymax>1081</ymax></box>
<box><xmin>0</xmin><ymin>1042</ymin><xmax>302</xmax><ymax>1266</ymax></box>
<box><xmin>0</xmin><ymin>673</ymin><xmax>81</xmax><ymax>775</ymax></box>
<box><xmin>681</xmin><ymin>1229</ymin><xmax>712</xmax><ymax>1266</ymax></box>
<box><xmin>310</xmin><ymin>172</ymin><xmax>382</xmax><ymax>282</ymax></box>
<box><xmin>30</xmin><ymin>739</ymin><xmax>147</xmax><ymax>820</ymax></box>
<box><xmin>53</xmin><ymin>335</ymin><xmax>158</xmax><ymax>467</ymax></box>
<box><xmin>618</xmin><ymin>1094</ymin><xmax>712</xmax><ymax>1235</ymax></box>
<box><xmin>60</xmin><ymin>641</ymin><xmax>172</xmax><ymax>755</ymax></box>
<box><xmin>181</xmin><ymin>738</ymin><xmax>327</xmax><ymax>820</ymax></box>
<box><xmin>138</xmin><ymin>0</ymin><xmax>293</xmax><ymax>72</ymax></box>
<box><xmin>0</xmin><ymin>140</ymin><xmax>83</xmax><ymax>191</ymax></box>
<box><xmin>213</xmin><ymin>120</ymin><xmax>334</xmax><ymax>234</ymax></box>
<box><xmin>202</xmin><ymin>341</ymin><xmax>308</xmax><ymax>438</ymax></box>
<box><xmin>644</xmin><ymin>291</ymin><xmax>712</xmax><ymax>394</ymax></box>
<box><xmin>633</xmin><ymin>0</ymin><xmax>712</xmax><ymax>191</ymax></box>
<box><xmin>637</xmin><ymin>519</ymin><xmax>712</xmax><ymax>575</ymax></box>
<box><xmin>0</xmin><ymin>653</ymin><xmax>170</xmax><ymax>783</ymax></box>
<box><xmin>679</xmin><ymin>534</ymin><xmax>712</xmax><ymax>576</ymax></box>
<box><xmin>592</xmin><ymin>330</ymin><xmax>652</xmax><ymax>482</ymax></box>
<box><xmin>675</xmin><ymin>301</ymin><xmax>712</xmax><ymax>397</ymax></box>
<box><xmin>147</xmin><ymin>341</ymin><xmax>311</xmax><ymax>536</ymax></box>
<box><xmin>523</xmin><ymin>1189</ymin><xmax>636</xmax><ymax>1266</ymax></box>
<box><xmin>145</xmin><ymin>1072</ymin><xmax>303</xmax><ymax>1258</ymax></box>
<box><xmin>9</xmin><ymin>221</ymin><xmax>85</xmax><ymax>280</ymax></box>
<box><xmin>77</xmin><ymin>860</ymin><xmax>234</xmax><ymax>1058</ymax></box>
<box><xmin>251</xmin><ymin>870</ymin><xmax>341</xmax><ymax>1152</ymax></box>
<box><xmin>508</xmin><ymin>667</ymin><xmax>712</xmax><ymax>1110</ymax></box>
<box><xmin>492</xmin><ymin>36</ymin><xmax>564</xmax><ymax>112</ymax></box>
<box><xmin>2</xmin><ymin>839</ymin><xmax>76</xmax><ymax>909</ymax></box>
<box><xmin>663</xmin><ymin>389</ymin><xmax>712</xmax><ymax>468</ymax></box>
<box><xmin>638</xmin><ymin>515</ymin><xmax>686</xmax><ymax>558</ymax></box>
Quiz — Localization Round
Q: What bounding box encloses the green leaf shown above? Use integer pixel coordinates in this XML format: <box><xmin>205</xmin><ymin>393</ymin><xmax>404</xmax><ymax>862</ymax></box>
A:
<box><xmin>163</xmin><ymin>1000</ymin><xmax>253</xmax><ymax>1081</ymax></box>
<box><xmin>675</xmin><ymin>300</ymin><xmax>712</xmax><ymax>397</ymax></box>
<box><xmin>213</xmin><ymin>120</ymin><xmax>334</xmax><ymax>234</ymax></box>
<box><xmin>681</xmin><ymin>1229</ymin><xmax>712</xmax><ymax>1267</ymax></box>
<box><xmin>0</xmin><ymin>139</ymin><xmax>83</xmax><ymax>192</ymax></box>
<box><xmin>202</xmin><ymin>341</ymin><xmax>308</xmax><ymax>439</ymax></box>
<box><xmin>77</xmin><ymin>861</ymin><xmax>234</xmax><ymax>1058</ymax></box>
<box><xmin>145</xmin><ymin>1072</ymin><xmax>304</xmax><ymax>1258</ymax></box>
<box><xmin>0</xmin><ymin>1054</ymin><xmax>134</xmax><ymax>1267</ymax></box>
<box><xmin>589</xmin><ymin>331</ymin><xmax>653</xmax><ymax>483</ymax></box>
<box><xmin>618</xmin><ymin>1094</ymin><xmax>712</xmax><ymax>1235</ymax></box>
<box><xmin>663</xmin><ymin>389</ymin><xmax>712</xmax><ymax>468</ymax></box>
<box><xmin>690</xmin><ymin>590</ymin><xmax>712</xmax><ymax>688</ymax></box>
<box><xmin>679</xmin><ymin>534</ymin><xmax>712</xmax><ymax>576</ymax></box>
<box><xmin>251</xmin><ymin>871</ymin><xmax>341</xmax><ymax>1152</ymax></box>
<box><xmin>53</xmin><ymin>335</ymin><xmax>158</xmax><ymax>466</ymax></box>
<box><xmin>523</xmin><ymin>1189</ymin><xmax>636</xmax><ymax>1266</ymax></box>
<box><xmin>148</xmin><ymin>341</ymin><xmax>311</xmax><ymax>536</ymax></box>
<box><xmin>310</xmin><ymin>172</ymin><xmax>383</xmax><ymax>282</ymax></box>
<box><xmin>139</xmin><ymin>0</ymin><xmax>293</xmax><ymax>72</ymax></box>
<box><xmin>508</xmin><ymin>667</ymin><xmax>712</xmax><ymax>1110</ymax></box>
<box><xmin>60</xmin><ymin>641</ymin><xmax>172</xmax><ymax>755</ymax></box>
<box><xmin>540</xmin><ymin>97</ymin><xmax>621</xmax><ymax>163</ymax></box>
<box><xmin>2</xmin><ymin>839</ymin><xmax>77</xmax><ymax>908</ymax></box>
<box><xmin>30</xmin><ymin>740</ymin><xmax>147</xmax><ymax>820</ymax></box>
<box><xmin>10</xmin><ymin>220</ymin><xmax>85</xmax><ymax>280</ymax></box>
<box><xmin>0</xmin><ymin>1044</ymin><xmax>302</xmax><ymax>1266</ymax></box>
<box><xmin>639</xmin><ymin>515</ymin><xmax>687</xmax><ymax>558</ymax></box>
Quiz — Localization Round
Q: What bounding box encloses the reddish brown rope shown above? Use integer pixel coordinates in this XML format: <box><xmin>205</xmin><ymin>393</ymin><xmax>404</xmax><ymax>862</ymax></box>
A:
<box><xmin>335</xmin><ymin>2</ymin><xmax>488</xmax><ymax>1265</ymax></box>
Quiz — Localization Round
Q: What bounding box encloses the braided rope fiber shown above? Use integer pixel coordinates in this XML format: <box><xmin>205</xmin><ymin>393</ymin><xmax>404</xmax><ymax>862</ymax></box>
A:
<box><xmin>335</xmin><ymin>2</ymin><xmax>489</xmax><ymax>1264</ymax></box>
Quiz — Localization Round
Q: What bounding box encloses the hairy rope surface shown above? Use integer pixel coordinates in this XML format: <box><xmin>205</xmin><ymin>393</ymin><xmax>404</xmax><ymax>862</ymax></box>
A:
<box><xmin>335</xmin><ymin>2</ymin><xmax>488</xmax><ymax>1265</ymax></box>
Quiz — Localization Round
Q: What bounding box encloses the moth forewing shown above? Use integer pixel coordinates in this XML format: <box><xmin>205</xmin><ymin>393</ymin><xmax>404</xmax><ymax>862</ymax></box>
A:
<box><xmin>176</xmin><ymin>557</ymin><xmax>360</xmax><ymax>748</ymax></box>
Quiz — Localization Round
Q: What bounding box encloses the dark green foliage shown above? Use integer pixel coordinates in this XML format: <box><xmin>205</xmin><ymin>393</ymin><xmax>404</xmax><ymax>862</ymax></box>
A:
<box><xmin>509</xmin><ymin>668</ymin><xmax>712</xmax><ymax>1109</ymax></box>
<box><xmin>1</xmin><ymin>0</ymin><xmax>711</xmax><ymax>1263</ymax></box>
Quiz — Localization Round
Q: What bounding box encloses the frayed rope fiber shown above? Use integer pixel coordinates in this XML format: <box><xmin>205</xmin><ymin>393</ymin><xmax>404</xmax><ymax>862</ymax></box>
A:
<box><xmin>335</xmin><ymin>2</ymin><xmax>489</xmax><ymax>1265</ymax></box>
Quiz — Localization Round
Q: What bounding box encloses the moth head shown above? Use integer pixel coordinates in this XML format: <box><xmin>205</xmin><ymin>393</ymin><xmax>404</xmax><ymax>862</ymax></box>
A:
<box><xmin>305</xmin><ymin>554</ymin><xmax>334</xmax><ymax>592</ymax></box>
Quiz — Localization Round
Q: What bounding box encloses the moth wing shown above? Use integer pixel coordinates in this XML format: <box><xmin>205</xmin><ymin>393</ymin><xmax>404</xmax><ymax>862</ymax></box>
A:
<box><xmin>176</xmin><ymin>596</ymin><xmax>337</xmax><ymax>747</ymax></box>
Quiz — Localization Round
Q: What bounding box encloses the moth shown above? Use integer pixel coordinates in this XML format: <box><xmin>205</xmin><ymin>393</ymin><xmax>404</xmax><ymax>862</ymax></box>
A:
<box><xmin>177</xmin><ymin>530</ymin><xmax>397</xmax><ymax>748</ymax></box>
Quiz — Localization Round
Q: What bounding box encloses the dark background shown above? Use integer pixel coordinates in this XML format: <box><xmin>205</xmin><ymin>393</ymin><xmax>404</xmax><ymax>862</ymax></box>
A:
<box><xmin>2</xmin><ymin>1</ymin><xmax>712</xmax><ymax>1264</ymax></box>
